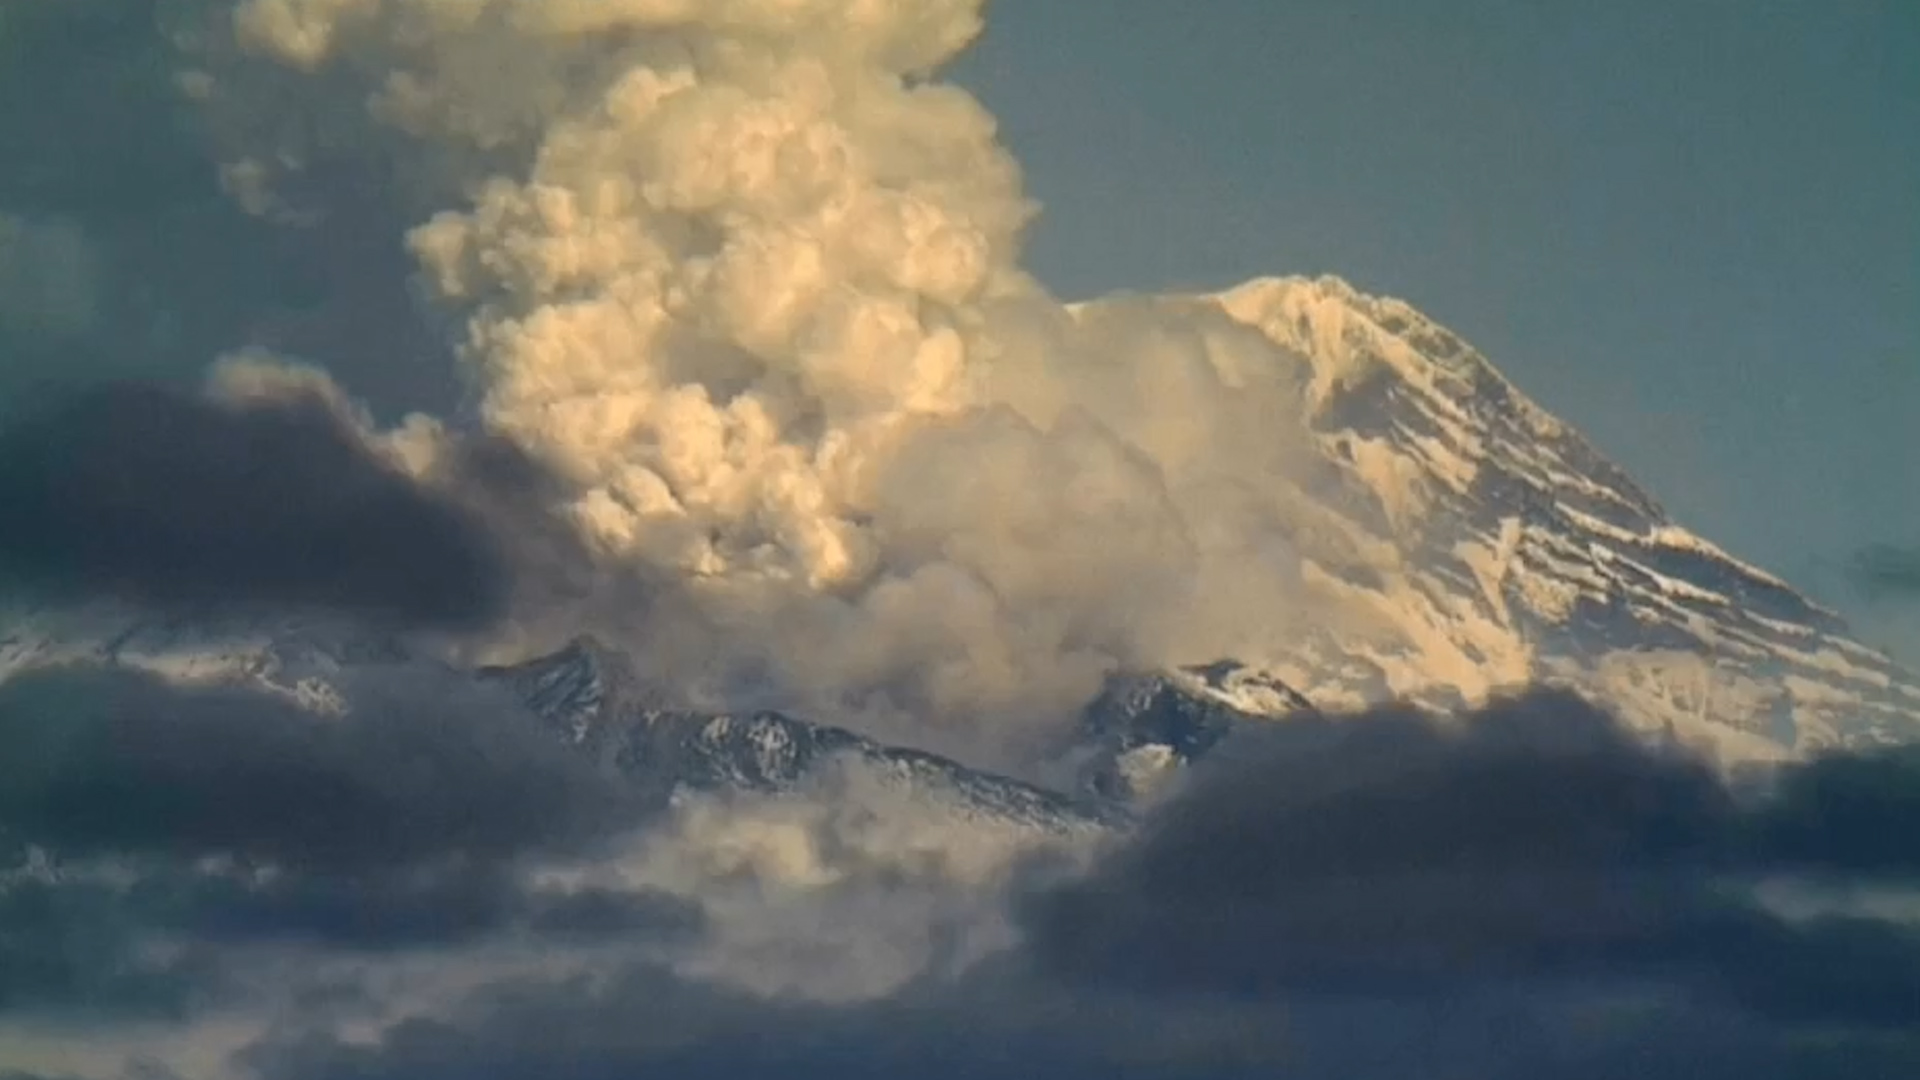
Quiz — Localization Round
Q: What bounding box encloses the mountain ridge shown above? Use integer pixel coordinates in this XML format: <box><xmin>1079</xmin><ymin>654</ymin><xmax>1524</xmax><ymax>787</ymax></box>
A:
<box><xmin>4</xmin><ymin>274</ymin><xmax>1917</xmax><ymax>827</ymax></box>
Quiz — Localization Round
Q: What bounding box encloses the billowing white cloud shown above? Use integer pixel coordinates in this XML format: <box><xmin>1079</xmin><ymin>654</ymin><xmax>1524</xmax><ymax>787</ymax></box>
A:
<box><xmin>161</xmin><ymin>0</ymin><xmax>1333</xmax><ymax>769</ymax></box>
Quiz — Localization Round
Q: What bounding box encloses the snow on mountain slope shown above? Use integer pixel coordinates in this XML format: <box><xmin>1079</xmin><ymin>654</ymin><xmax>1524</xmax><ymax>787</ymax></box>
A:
<box><xmin>4</xmin><ymin>275</ymin><xmax>1915</xmax><ymax>822</ymax></box>
<box><xmin>1180</xmin><ymin>274</ymin><xmax>1920</xmax><ymax>757</ymax></box>
<box><xmin>474</xmin><ymin>637</ymin><xmax>1127</xmax><ymax>836</ymax></box>
<box><xmin>0</xmin><ymin>600</ymin><xmax>404</xmax><ymax>714</ymax></box>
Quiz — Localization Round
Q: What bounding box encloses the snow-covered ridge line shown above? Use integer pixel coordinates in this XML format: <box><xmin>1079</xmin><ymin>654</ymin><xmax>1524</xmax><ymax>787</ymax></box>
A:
<box><xmin>1218</xmin><ymin>274</ymin><xmax>1808</xmax><ymax>596</ymax></box>
<box><xmin>474</xmin><ymin>640</ymin><xmax>1344</xmax><ymax>831</ymax></box>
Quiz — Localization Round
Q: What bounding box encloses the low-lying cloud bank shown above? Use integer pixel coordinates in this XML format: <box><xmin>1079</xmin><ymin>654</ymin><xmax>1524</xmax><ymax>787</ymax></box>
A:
<box><xmin>0</xmin><ymin>364</ymin><xmax>511</xmax><ymax>631</ymax></box>
<box><xmin>2</xmin><ymin>680</ymin><xmax>1916</xmax><ymax>1079</ymax></box>
<box><xmin>1029</xmin><ymin>692</ymin><xmax>1920</xmax><ymax>1031</ymax></box>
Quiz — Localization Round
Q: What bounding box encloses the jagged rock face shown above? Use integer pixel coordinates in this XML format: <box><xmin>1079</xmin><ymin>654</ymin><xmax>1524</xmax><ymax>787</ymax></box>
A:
<box><xmin>1074</xmin><ymin>661</ymin><xmax>1315</xmax><ymax>802</ymax></box>
<box><xmin>1197</xmin><ymin>276</ymin><xmax>1920</xmax><ymax>758</ymax></box>
<box><xmin>467</xmin><ymin>641</ymin><xmax>1329</xmax><ymax>826</ymax></box>
<box><xmin>475</xmin><ymin>639</ymin><xmax>1130</xmax><ymax>834</ymax></box>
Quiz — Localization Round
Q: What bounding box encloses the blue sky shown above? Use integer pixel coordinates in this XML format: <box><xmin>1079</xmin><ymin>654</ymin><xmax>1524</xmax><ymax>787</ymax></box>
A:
<box><xmin>952</xmin><ymin>1</ymin><xmax>1919</xmax><ymax>618</ymax></box>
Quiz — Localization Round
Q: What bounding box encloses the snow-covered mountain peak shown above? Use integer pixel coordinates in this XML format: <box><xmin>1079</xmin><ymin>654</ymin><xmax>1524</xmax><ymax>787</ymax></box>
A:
<box><xmin>1185</xmin><ymin>274</ymin><xmax>1920</xmax><ymax>758</ymax></box>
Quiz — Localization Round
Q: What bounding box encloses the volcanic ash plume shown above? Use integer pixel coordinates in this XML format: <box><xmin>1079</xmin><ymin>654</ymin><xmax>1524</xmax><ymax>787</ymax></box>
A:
<box><xmin>192</xmin><ymin>0</ymin><xmax>1323</xmax><ymax>759</ymax></box>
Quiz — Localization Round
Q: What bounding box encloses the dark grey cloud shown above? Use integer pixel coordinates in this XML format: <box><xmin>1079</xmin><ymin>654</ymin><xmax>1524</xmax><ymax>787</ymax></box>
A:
<box><xmin>132</xmin><ymin>860</ymin><xmax>701</xmax><ymax>952</ymax></box>
<box><xmin>1753</xmin><ymin>745</ymin><xmax>1920</xmax><ymax>875</ymax></box>
<box><xmin>1024</xmin><ymin>689</ymin><xmax>1920</xmax><ymax>1032</ymax></box>
<box><xmin>201</xmin><ymin>690</ymin><xmax>1920</xmax><ymax>1080</ymax></box>
<box><xmin>0</xmin><ymin>858</ymin><xmax>699</xmax><ymax>1028</ymax></box>
<box><xmin>0</xmin><ymin>380</ymin><xmax>510</xmax><ymax>629</ymax></box>
<box><xmin>0</xmin><ymin>874</ymin><xmax>222</xmax><ymax>1020</ymax></box>
<box><xmin>234</xmin><ymin>958</ymin><xmax>1920</xmax><ymax>1080</ymax></box>
<box><xmin>4</xmin><ymin>678</ymin><xmax>1914</xmax><ymax>1075</ymax></box>
<box><xmin>0</xmin><ymin>857</ymin><xmax>701</xmax><ymax>1025</ymax></box>
<box><xmin>240</xmin><ymin>964</ymin><xmax>1281</xmax><ymax>1080</ymax></box>
<box><xmin>0</xmin><ymin>663</ymin><xmax>687</xmax><ymax>1022</ymax></box>
<box><xmin>519</xmin><ymin>885</ymin><xmax>705</xmax><ymax>943</ymax></box>
<box><xmin>417</xmin><ymin>428</ymin><xmax>606</xmax><ymax>620</ymax></box>
<box><xmin>0</xmin><ymin>665</ymin><xmax>635</xmax><ymax>869</ymax></box>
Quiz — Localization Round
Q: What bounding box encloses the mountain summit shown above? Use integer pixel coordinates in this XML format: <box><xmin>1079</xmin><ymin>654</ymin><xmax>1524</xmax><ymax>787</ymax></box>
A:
<box><xmin>1191</xmin><ymin>274</ymin><xmax>1920</xmax><ymax>757</ymax></box>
